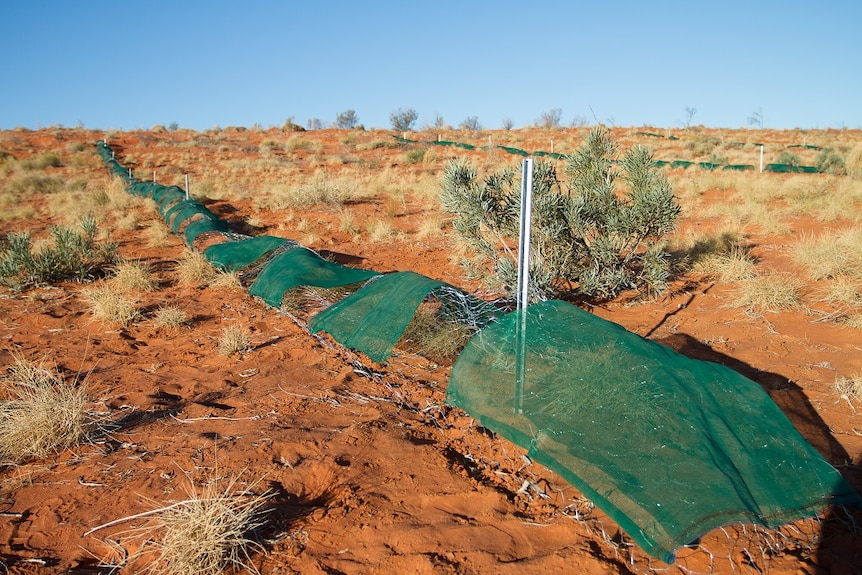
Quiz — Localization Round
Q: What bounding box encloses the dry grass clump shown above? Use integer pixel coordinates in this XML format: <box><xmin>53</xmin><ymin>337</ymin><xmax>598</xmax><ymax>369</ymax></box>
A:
<box><xmin>845</xmin><ymin>313</ymin><xmax>862</xmax><ymax>330</ymax></box>
<box><xmin>83</xmin><ymin>285</ymin><xmax>141</xmax><ymax>327</ymax></box>
<box><xmin>415</xmin><ymin>215</ymin><xmax>445</xmax><ymax>239</ymax></box>
<box><xmin>0</xmin><ymin>356</ymin><xmax>93</xmax><ymax>464</ymax></box>
<box><xmin>144</xmin><ymin>221</ymin><xmax>172</xmax><ymax>248</ymax></box>
<box><xmin>337</xmin><ymin>209</ymin><xmax>359</xmax><ymax>235</ymax></box>
<box><xmin>109</xmin><ymin>259</ymin><xmax>156</xmax><ymax>292</ymax></box>
<box><xmin>260</xmin><ymin>171</ymin><xmax>364</xmax><ymax>209</ymax></box>
<box><xmin>100</xmin><ymin>472</ymin><xmax>271</xmax><ymax>575</ymax></box>
<box><xmin>835</xmin><ymin>374</ymin><xmax>862</xmax><ymax>408</ymax></box>
<box><xmin>729</xmin><ymin>273</ymin><xmax>801</xmax><ymax>313</ymax></box>
<box><xmin>175</xmin><ymin>250</ymin><xmax>218</xmax><ymax>286</ymax></box>
<box><xmin>847</xmin><ymin>142</ymin><xmax>862</xmax><ymax>180</ymax></box>
<box><xmin>366</xmin><ymin>218</ymin><xmax>396</xmax><ymax>242</ymax></box>
<box><xmin>678</xmin><ymin>230</ymin><xmax>756</xmax><ymax>282</ymax></box>
<box><xmin>814</xmin><ymin>276</ymin><xmax>862</xmax><ymax>308</ymax></box>
<box><xmin>152</xmin><ymin>305</ymin><xmax>189</xmax><ymax>331</ymax></box>
<box><xmin>793</xmin><ymin>229</ymin><xmax>862</xmax><ymax>280</ymax></box>
<box><xmin>209</xmin><ymin>270</ymin><xmax>243</xmax><ymax>290</ymax></box>
<box><xmin>218</xmin><ymin>324</ymin><xmax>252</xmax><ymax>356</ymax></box>
<box><xmin>399</xmin><ymin>303</ymin><xmax>479</xmax><ymax>363</ymax></box>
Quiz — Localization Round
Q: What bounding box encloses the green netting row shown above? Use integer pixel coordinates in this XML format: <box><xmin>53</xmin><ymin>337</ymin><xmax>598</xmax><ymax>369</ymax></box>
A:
<box><xmin>764</xmin><ymin>163</ymin><xmax>819</xmax><ymax>173</ymax></box>
<box><xmin>248</xmin><ymin>247</ymin><xmax>381</xmax><ymax>308</ymax></box>
<box><xmin>204</xmin><ymin>235</ymin><xmax>299</xmax><ymax>273</ymax></box>
<box><xmin>307</xmin><ymin>271</ymin><xmax>502</xmax><ymax>363</ymax></box>
<box><xmin>388</xmin><ymin>135</ymin><xmax>827</xmax><ymax>172</ymax></box>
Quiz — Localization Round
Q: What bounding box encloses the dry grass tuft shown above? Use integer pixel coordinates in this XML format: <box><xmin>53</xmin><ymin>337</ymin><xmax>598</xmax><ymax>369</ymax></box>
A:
<box><xmin>814</xmin><ymin>276</ymin><xmax>862</xmax><ymax>308</ymax></box>
<box><xmin>0</xmin><ymin>356</ymin><xmax>94</xmax><ymax>464</ymax></box>
<box><xmin>152</xmin><ymin>305</ymin><xmax>189</xmax><ymax>331</ymax></box>
<box><xmin>366</xmin><ymin>218</ymin><xmax>396</xmax><ymax>243</ymax></box>
<box><xmin>218</xmin><ymin>324</ymin><xmax>252</xmax><ymax>356</ymax></box>
<box><xmin>675</xmin><ymin>230</ymin><xmax>756</xmax><ymax>282</ymax></box>
<box><xmin>109</xmin><ymin>259</ymin><xmax>156</xmax><ymax>292</ymax></box>
<box><xmin>845</xmin><ymin>313</ymin><xmax>862</xmax><ymax>330</ymax></box>
<box><xmin>792</xmin><ymin>231</ymin><xmax>862</xmax><ymax>281</ymax></box>
<box><xmin>399</xmin><ymin>303</ymin><xmax>479</xmax><ymax>363</ymax></box>
<box><xmin>415</xmin><ymin>215</ymin><xmax>445</xmax><ymax>239</ymax></box>
<box><xmin>144</xmin><ymin>221</ymin><xmax>171</xmax><ymax>248</ymax></box>
<box><xmin>729</xmin><ymin>273</ymin><xmax>801</xmax><ymax>313</ymax></box>
<box><xmin>146</xmin><ymin>476</ymin><xmax>269</xmax><ymax>575</ymax></box>
<box><xmin>847</xmin><ymin>142</ymin><xmax>862</xmax><ymax>180</ymax></box>
<box><xmin>209</xmin><ymin>271</ymin><xmax>243</xmax><ymax>291</ymax></box>
<box><xmin>835</xmin><ymin>374</ymin><xmax>862</xmax><ymax>408</ymax></box>
<box><xmin>175</xmin><ymin>250</ymin><xmax>218</xmax><ymax>286</ymax></box>
<box><xmin>97</xmin><ymin>472</ymin><xmax>272</xmax><ymax>575</ymax></box>
<box><xmin>83</xmin><ymin>285</ymin><xmax>141</xmax><ymax>327</ymax></box>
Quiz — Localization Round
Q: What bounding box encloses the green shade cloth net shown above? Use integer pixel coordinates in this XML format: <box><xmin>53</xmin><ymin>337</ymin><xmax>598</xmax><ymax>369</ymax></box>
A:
<box><xmin>164</xmin><ymin>200</ymin><xmax>220</xmax><ymax>233</ymax></box>
<box><xmin>204</xmin><ymin>236</ymin><xmax>299</xmax><ymax>272</ymax></box>
<box><xmin>447</xmin><ymin>299</ymin><xmax>861</xmax><ymax>563</ymax></box>
<box><xmin>248</xmin><ymin>248</ymin><xmax>379</xmax><ymax>308</ymax></box>
<box><xmin>309</xmin><ymin>271</ymin><xmax>443</xmax><ymax>363</ymax></box>
<box><xmin>183</xmin><ymin>217</ymin><xmax>229</xmax><ymax>245</ymax></box>
<box><xmin>309</xmin><ymin>271</ymin><xmax>503</xmax><ymax>363</ymax></box>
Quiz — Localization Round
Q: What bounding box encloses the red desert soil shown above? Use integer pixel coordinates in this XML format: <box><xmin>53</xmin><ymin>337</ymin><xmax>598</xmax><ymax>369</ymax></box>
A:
<box><xmin>1</xmin><ymin>126</ymin><xmax>861</xmax><ymax>574</ymax></box>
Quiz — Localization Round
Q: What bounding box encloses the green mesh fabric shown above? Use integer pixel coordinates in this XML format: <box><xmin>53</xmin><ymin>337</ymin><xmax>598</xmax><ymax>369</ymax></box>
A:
<box><xmin>154</xmin><ymin>186</ymin><xmax>186</xmax><ymax>209</ymax></box>
<box><xmin>162</xmin><ymin>199</ymin><xmax>197</xmax><ymax>224</ymax></box>
<box><xmin>765</xmin><ymin>164</ymin><xmax>818</xmax><ymax>174</ymax></box>
<box><xmin>248</xmin><ymin>248</ymin><xmax>379</xmax><ymax>308</ymax></box>
<box><xmin>165</xmin><ymin>200</ymin><xmax>220</xmax><ymax>233</ymax></box>
<box><xmin>670</xmin><ymin>160</ymin><xmax>694</xmax><ymax>169</ymax></box>
<box><xmin>127</xmin><ymin>181</ymin><xmax>161</xmax><ymax>197</ymax></box>
<box><xmin>204</xmin><ymin>236</ymin><xmax>297</xmax><ymax>272</ymax></box>
<box><xmin>309</xmin><ymin>271</ymin><xmax>447</xmax><ymax>363</ymax></box>
<box><xmin>447</xmin><ymin>300</ymin><xmax>862</xmax><ymax>563</ymax></box>
<box><xmin>498</xmin><ymin>146</ymin><xmax>529</xmax><ymax>157</ymax></box>
<box><xmin>183</xmin><ymin>217</ymin><xmax>229</xmax><ymax>245</ymax></box>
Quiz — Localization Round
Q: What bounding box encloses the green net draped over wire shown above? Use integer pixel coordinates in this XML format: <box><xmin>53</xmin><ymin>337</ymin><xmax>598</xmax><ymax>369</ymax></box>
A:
<box><xmin>309</xmin><ymin>271</ymin><xmax>502</xmax><ymax>363</ymax></box>
<box><xmin>204</xmin><ymin>236</ymin><xmax>299</xmax><ymax>272</ymax></box>
<box><xmin>248</xmin><ymin>247</ymin><xmax>379</xmax><ymax>308</ymax></box>
<box><xmin>447</xmin><ymin>300</ymin><xmax>862</xmax><ymax>563</ymax></box>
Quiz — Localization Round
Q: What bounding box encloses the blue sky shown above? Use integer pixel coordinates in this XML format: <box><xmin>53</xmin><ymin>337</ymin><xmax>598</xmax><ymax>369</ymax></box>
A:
<box><xmin>2</xmin><ymin>1</ymin><xmax>860</xmax><ymax>131</ymax></box>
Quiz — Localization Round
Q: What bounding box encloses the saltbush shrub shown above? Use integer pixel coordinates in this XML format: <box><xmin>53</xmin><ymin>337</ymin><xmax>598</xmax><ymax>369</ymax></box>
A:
<box><xmin>441</xmin><ymin>127</ymin><xmax>680</xmax><ymax>301</ymax></box>
<box><xmin>0</xmin><ymin>215</ymin><xmax>117</xmax><ymax>290</ymax></box>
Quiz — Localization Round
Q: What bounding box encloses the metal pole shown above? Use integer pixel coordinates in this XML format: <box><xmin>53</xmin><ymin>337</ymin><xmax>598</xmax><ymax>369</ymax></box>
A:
<box><xmin>514</xmin><ymin>158</ymin><xmax>534</xmax><ymax>414</ymax></box>
<box><xmin>184</xmin><ymin>174</ymin><xmax>190</xmax><ymax>200</ymax></box>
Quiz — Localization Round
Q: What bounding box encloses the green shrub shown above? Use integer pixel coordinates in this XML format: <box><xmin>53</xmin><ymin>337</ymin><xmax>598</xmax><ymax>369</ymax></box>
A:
<box><xmin>405</xmin><ymin>148</ymin><xmax>426</xmax><ymax>164</ymax></box>
<box><xmin>441</xmin><ymin>127</ymin><xmax>680</xmax><ymax>300</ymax></box>
<box><xmin>815</xmin><ymin>148</ymin><xmax>846</xmax><ymax>175</ymax></box>
<box><xmin>21</xmin><ymin>152</ymin><xmax>62</xmax><ymax>170</ymax></box>
<box><xmin>0</xmin><ymin>215</ymin><xmax>117</xmax><ymax>290</ymax></box>
<box><xmin>776</xmin><ymin>151</ymin><xmax>801</xmax><ymax>167</ymax></box>
<box><xmin>685</xmin><ymin>134</ymin><xmax>721</xmax><ymax>157</ymax></box>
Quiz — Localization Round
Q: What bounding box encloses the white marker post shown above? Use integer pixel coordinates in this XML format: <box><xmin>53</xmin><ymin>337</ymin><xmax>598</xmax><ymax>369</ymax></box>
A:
<box><xmin>760</xmin><ymin>145</ymin><xmax>764</xmax><ymax>173</ymax></box>
<box><xmin>514</xmin><ymin>158</ymin><xmax>534</xmax><ymax>414</ymax></box>
<box><xmin>184</xmin><ymin>174</ymin><xmax>190</xmax><ymax>200</ymax></box>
